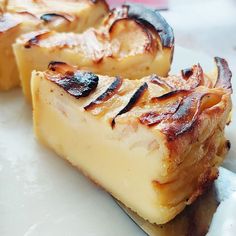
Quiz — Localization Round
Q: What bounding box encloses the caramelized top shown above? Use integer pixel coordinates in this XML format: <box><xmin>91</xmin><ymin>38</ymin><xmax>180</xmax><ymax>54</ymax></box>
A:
<box><xmin>18</xmin><ymin>3</ymin><xmax>174</xmax><ymax>62</ymax></box>
<box><xmin>125</xmin><ymin>3</ymin><xmax>174</xmax><ymax>48</ymax></box>
<box><xmin>21</xmin><ymin>29</ymin><xmax>115</xmax><ymax>62</ymax></box>
<box><xmin>48</xmin><ymin>61</ymin><xmax>99</xmax><ymax>98</ymax></box>
<box><xmin>45</xmin><ymin>57</ymin><xmax>232</xmax><ymax>142</ymax></box>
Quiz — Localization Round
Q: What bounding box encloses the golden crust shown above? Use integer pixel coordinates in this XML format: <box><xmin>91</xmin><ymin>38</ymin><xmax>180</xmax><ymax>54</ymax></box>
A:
<box><xmin>44</xmin><ymin>57</ymin><xmax>232</xmax><ymax>144</ymax></box>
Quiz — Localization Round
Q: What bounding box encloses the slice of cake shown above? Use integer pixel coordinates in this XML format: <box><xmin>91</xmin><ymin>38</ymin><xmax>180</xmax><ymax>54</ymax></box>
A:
<box><xmin>14</xmin><ymin>3</ymin><xmax>174</xmax><ymax>101</ymax></box>
<box><xmin>31</xmin><ymin>57</ymin><xmax>232</xmax><ymax>224</ymax></box>
<box><xmin>0</xmin><ymin>0</ymin><xmax>108</xmax><ymax>90</ymax></box>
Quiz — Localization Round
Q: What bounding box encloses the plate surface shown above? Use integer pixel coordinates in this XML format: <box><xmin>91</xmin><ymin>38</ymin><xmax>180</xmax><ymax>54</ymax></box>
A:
<box><xmin>0</xmin><ymin>46</ymin><xmax>235</xmax><ymax>236</ymax></box>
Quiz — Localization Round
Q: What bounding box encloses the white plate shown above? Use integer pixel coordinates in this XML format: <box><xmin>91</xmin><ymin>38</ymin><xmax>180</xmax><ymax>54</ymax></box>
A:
<box><xmin>0</xmin><ymin>46</ymin><xmax>235</xmax><ymax>236</ymax></box>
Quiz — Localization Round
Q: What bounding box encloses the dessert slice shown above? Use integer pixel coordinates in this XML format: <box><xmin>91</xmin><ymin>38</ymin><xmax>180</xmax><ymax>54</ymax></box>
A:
<box><xmin>14</xmin><ymin>3</ymin><xmax>174</xmax><ymax>101</ymax></box>
<box><xmin>0</xmin><ymin>0</ymin><xmax>108</xmax><ymax>90</ymax></box>
<box><xmin>31</xmin><ymin>58</ymin><xmax>232</xmax><ymax>224</ymax></box>
<box><xmin>4</xmin><ymin>0</ymin><xmax>109</xmax><ymax>32</ymax></box>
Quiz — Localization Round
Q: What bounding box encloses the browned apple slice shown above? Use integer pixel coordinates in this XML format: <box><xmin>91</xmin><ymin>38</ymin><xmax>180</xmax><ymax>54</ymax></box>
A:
<box><xmin>47</xmin><ymin>61</ymin><xmax>99</xmax><ymax>99</ymax></box>
<box><xmin>40</xmin><ymin>13</ymin><xmax>72</xmax><ymax>23</ymax></box>
<box><xmin>106</xmin><ymin>3</ymin><xmax>174</xmax><ymax>49</ymax></box>
<box><xmin>126</xmin><ymin>3</ymin><xmax>174</xmax><ymax>48</ymax></box>
<box><xmin>48</xmin><ymin>61</ymin><xmax>77</xmax><ymax>75</ymax></box>
<box><xmin>109</xmin><ymin>18</ymin><xmax>155</xmax><ymax>57</ymax></box>
<box><xmin>214</xmin><ymin>57</ymin><xmax>232</xmax><ymax>92</ymax></box>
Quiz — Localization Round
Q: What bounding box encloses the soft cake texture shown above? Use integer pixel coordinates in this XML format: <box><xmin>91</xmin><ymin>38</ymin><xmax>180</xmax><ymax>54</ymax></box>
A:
<box><xmin>31</xmin><ymin>58</ymin><xmax>232</xmax><ymax>224</ymax></box>
<box><xmin>0</xmin><ymin>0</ymin><xmax>108</xmax><ymax>90</ymax></box>
<box><xmin>13</xmin><ymin>3</ymin><xmax>174</xmax><ymax>101</ymax></box>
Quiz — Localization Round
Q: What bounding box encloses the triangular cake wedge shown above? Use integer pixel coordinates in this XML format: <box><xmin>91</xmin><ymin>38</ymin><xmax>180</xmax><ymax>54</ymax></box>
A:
<box><xmin>0</xmin><ymin>0</ymin><xmax>108</xmax><ymax>90</ymax></box>
<box><xmin>14</xmin><ymin>3</ymin><xmax>174</xmax><ymax>101</ymax></box>
<box><xmin>31</xmin><ymin>58</ymin><xmax>232</xmax><ymax>224</ymax></box>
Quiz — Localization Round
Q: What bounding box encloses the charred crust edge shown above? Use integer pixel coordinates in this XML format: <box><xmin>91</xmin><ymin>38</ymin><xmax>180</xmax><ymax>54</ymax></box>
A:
<box><xmin>140</xmin><ymin>90</ymin><xmax>224</xmax><ymax>141</ymax></box>
<box><xmin>40</xmin><ymin>13</ymin><xmax>71</xmax><ymax>23</ymax></box>
<box><xmin>24</xmin><ymin>31</ymin><xmax>51</xmax><ymax>48</ymax></box>
<box><xmin>111</xmin><ymin>82</ymin><xmax>148</xmax><ymax>128</ymax></box>
<box><xmin>181</xmin><ymin>67</ymin><xmax>194</xmax><ymax>80</ymax></box>
<box><xmin>84</xmin><ymin>77</ymin><xmax>123</xmax><ymax>111</ymax></box>
<box><xmin>151</xmin><ymin>89</ymin><xmax>190</xmax><ymax>102</ymax></box>
<box><xmin>161</xmin><ymin>92</ymin><xmax>222</xmax><ymax>141</ymax></box>
<box><xmin>124</xmin><ymin>3</ymin><xmax>174</xmax><ymax>48</ymax></box>
<box><xmin>48</xmin><ymin>61</ymin><xmax>68</xmax><ymax>71</ymax></box>
<box><xmin>47</xmin><ymin>62</ymin><xmax>99</xmax><ymax>99</ymax></box>
<box><xmin>214</xmin><ymin>57</ymin><xmax>232</xmax><ymax>93</ymax></box>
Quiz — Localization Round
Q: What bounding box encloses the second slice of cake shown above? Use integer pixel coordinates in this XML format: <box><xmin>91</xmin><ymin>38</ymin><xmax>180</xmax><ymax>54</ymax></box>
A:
<box><xmin>31</xmin><ymin>58</ymin><xmax>232</xmax><ymax>224</ymax></box>
<box><xmin>13</xmin><ymin>3</ymin><xmax>174</xmax><ymax>101</ymax></box>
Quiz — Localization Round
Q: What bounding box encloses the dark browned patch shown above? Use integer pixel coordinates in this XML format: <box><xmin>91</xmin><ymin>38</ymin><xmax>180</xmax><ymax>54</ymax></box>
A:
<box><xmin>139</xmin><ymin>99</ymin><xmax>182</xmax><ymax>127</ymax></box>
<box><xmin>84</xmin><ymin>77</ymin><xmax>122</xmax><ymax>111</ymax></box>
<box><xmin>226</xmin><ymin>140</ymin><xmax>231</xmax><ymax>150</ymax></box>
<box><xmin>214</xmin><ymin>57</ymin><xmax>232</xmax><ymax>92</ymax></box>
<box><xmin>24</xmin><ymin>31</ymin><xmax>51</xmax><ymax>48</ymax></box>
<box><xmin>160</xmin><ymin>92</ymin><xmax>221</xmax><ymax>140</ymax></box>
<box><xmin>139</xmin><ymin>90</ymin><xmax>190</xmax><ymax>126</ymax></box>
<box><xmin>40</xmin><ymin>13</ymin><xmax>71</xmax><ymax>23</ymax></box>
<box><xmin>140</xmin><ymin>112</ymin><xmax>173</xmax><ymax>127</ymax></box>
<box><xmin>48</xmin><ymin>61</ymin><xmax>75</xmax><ymax>75</ymax></box>
<box><xmin>49</xmin><ymin>71</ymin><xmax>99</xmax><ymax>99</ymax></box>
<box><xmin>181</xmin><ymin>67</ymin><xmax>193</xmax><ymax>80</ymax></box>
<box><xmin>49</xmin><ymin>61</ymin><xmax>67</xmax><ymax>70</ymax></box>
<box><xmin>111</xmin><ymin>82</ymin><xmax>148</xmax><ymax>128</ymax></box>
<box><xmin>184</xmin><ymin>64</ymin><xmax>204</xmax><ymax>89</ymax></box>
<box><xmin>151</xmin><ymin>89</ymin><xmax>190</xmax><ymax>102</ymax></box>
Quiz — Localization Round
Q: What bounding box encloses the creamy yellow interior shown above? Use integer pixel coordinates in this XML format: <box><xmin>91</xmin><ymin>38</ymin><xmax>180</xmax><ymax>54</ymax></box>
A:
<box><xmin>32</xmin><ymin>71</ymin><xmax>229</xmax><ymax>224</ymax></box>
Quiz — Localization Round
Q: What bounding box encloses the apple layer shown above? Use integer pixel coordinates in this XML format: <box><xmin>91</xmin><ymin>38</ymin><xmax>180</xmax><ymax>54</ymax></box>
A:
<box><xmin>0</xmin><ymin>0</ymin><xmax>108</xmax><ymax>90</ymax></box>
<box><xmin>3</xmin><ymin>0</ymin><xmax>109</xmax><ymax>32</ymax></box>
<box><xmin>14</xmin><ymin>3</ymin><xmax>174</xmax><ymax>101</ymax></box>
<box><xmin>32</xmin><ymin>58</ymin><xmax>232</xmax><ymax>224</ymax></box>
